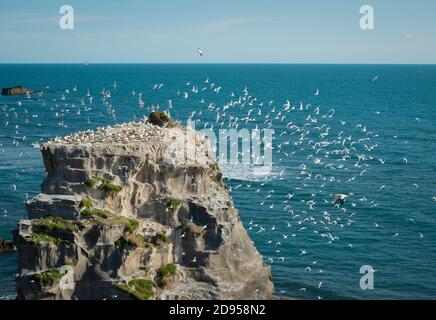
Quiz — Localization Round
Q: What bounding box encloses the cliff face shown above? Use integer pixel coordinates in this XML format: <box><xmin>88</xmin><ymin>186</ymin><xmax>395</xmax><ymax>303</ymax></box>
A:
<box><xmin>14</xmin><ymin>119</ymin><xmax>273</xmax><ymax>300</ymax></box>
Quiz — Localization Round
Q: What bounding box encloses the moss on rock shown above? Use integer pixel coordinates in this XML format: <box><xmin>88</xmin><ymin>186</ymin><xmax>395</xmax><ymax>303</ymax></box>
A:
<box><xmin>29</xmin><ymin>269</ymin><xmax>64</xmax><ymax>287</ymax></box>
<box><xmin>115</xmin><ymin>279</ymin><xmax>155</xmax><ymax>300</ymax></box>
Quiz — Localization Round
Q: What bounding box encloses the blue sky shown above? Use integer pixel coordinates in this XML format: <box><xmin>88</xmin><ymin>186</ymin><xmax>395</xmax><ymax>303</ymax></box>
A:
<box><xmin>0</xmin><ymin>0</ymin><xmax>435</xmax><ymax>63</ymax></box>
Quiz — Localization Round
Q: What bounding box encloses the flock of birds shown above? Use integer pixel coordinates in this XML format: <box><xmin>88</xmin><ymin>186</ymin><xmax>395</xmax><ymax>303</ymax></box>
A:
<box><xmin>0</xmin><ymin>70</ymin><xmax>433</xmax><ymax>299</ymax></box>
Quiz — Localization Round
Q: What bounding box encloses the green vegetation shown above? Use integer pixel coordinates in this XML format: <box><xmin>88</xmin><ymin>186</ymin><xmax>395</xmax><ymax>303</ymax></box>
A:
<box><xmin>80</xmin><ymin>208</ymin><xmax>140</xmax><ymax>237</ymax></box>
<box><xmin>29</xmin><ymin>269</ymin><xmax>63</xmax><ymax>287</ymax></box>
<box><xmin>84</xmin><ymin>177</ymin><xmax>123</xmax><ymax>193</ymax></box>
<box><xmin>33</xmin><ymin>215</ymin><xmax>79</xmax><ymax>233</ymax></box>
<box><xmin>80</xmin><ymin>208</ymin><xmax>112</xmax><ymax>219</ymax></box>
<box><xmin>26</xmin><ymin>233</ymin><xmax>73</xmax><ymax>246</ymax></box>
<box><xmin>98</xmin><ymin>178</ymin><xmax>123</xmax><ymax>193</ymax></box>
<box><xmin>115</xmin><ymin>279</ymin><xmax>155</xmax><ymax>300</ymax></box>
<box><xmin>125</xmin><ymin>219</ymin><xmax>139</xmax><ymax>233</ymax></box>
<box><xmin>152</xmin><ymin>233</ymin><xmax>170</xmax><ymax>246</ymax></box>
<box><xmin>143</xmin><ymin>242</ymin><xmax>153</xmax><ymax>249</ymax></box>
<box><xmin>64</xmin><ymin>256</ymin><xmax>78</xmax><ymax>266</ymax></box>
<box><xmin>28</xmin><ymin>216</ymin><xmax>78</xmax><ymax>247</ymax></box>
<box><xmin>157</xmin><ymin>263</ymin><xmax>177</xmax><ymax>278</ymax></box>
<box><xmin>79</xmin><ymin>197</ymin><xmax>93</xmax><ymax>208</ymax></box>
<box><xmin>84</xmin><ymin>178</ymin><xmax>97</xmax><ymax>188</ymax></box>
<box><xmin>166</xmin><ymin>198</ymin><xmax>183</xmax><ymax>213</ymax></box>
<box><xmin>147</xmin><ymin>111</ymin><xmax>174</xmax><ymax>127</ymax></box>
<box><xmin>210</xmin><ymin>163</ymin><xmax>219</xmax><ymax>171</ymax></box>
<box><xmin>115</xmin><ymin>234</ymin><xmax>144</xmax><ymax>249</ymax></box>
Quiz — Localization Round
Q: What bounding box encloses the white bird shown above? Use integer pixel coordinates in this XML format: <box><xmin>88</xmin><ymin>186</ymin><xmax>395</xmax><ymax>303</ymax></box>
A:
<box><xmin>333</xmin><ymin>194</ymin><xmax>348</xmax><ymax>206</ymax></box>
<box><xmin>197</xmin><ymin>48</ymin><xmax>204</xmax><ymax>56</ymax></box>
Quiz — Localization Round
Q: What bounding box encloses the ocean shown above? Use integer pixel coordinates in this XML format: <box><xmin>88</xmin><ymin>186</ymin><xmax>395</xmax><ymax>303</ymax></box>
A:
<box><xmin>0</xmin><ymin>64</ymin><xmax>435</xmax><ymax>300</ymax></box>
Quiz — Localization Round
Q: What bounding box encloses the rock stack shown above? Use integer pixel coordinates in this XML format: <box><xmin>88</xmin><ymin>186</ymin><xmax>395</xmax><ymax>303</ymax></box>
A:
<box><xmin>1</xmin><ymin>86</ymin><xmax>32</xmax><ymax>96</ymax></box>
<box><xmin>14</xmin><ymin>114</ymin><xmax>273</xmax><ymax>300</ymax></box>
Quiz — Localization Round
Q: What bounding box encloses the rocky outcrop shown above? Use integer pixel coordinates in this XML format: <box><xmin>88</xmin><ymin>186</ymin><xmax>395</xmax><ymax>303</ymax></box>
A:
<box><xmin>14</xmin><ymin>116</ymin><xmax>273</xmax><ymax>300</ymax></box>
<box><xmin>1</xmin><ymin>86</ymin><xmax>32</xmax><ymax>96</ymax></box>
<box><xmin>0</xmin><ymin>238</ymin><xmax>16</xmax><ymax>253</ymax></box>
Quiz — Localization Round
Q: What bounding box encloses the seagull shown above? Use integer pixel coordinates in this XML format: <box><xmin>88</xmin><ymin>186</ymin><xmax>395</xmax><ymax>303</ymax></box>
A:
<box><xmin>197</xmin><ymin>48</ymin><xmax>203</xmax><ymax>56</ymax></box>
<box><xmin>315</xmin><ymin>89</ymin><xmax>319</xmax><ymax>96</ymax></box>
<box><xmin>333</xmin><ymin>194</ymin><xmax>348</xmax><ymax>206</ymax></box>
<box><xmin>371</xmin><ymin>75</ymin><xmax>379</xmax><ymax>82</ymax></box>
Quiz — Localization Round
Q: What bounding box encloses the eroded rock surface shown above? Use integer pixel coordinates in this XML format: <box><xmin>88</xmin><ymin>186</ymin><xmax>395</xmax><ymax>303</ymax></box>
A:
<box><xmin>0</xmin><ymin>238</ymin><xmax>15</xmax><ymax>253</ymax></box>
<box><xmin>14</xmin><ymin>117</ymin><xmax>273</xmax><ymax>300</ymax></box>
<box><xmin>1</xmin><ymin>85</ymin><xmax>32</xmax><ymax>96</ymax></box>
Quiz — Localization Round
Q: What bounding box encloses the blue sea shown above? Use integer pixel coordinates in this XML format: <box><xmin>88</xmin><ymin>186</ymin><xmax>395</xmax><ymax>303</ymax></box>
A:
<box><xmin>0</xmin><ymin>64</ymin><xmax>435</xmax><ymax>300</ymax></box>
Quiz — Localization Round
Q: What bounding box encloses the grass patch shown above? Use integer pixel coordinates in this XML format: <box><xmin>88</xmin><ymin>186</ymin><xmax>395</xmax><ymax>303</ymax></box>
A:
<box><xmin>80</xmin><ymin>208</ymin><xmax>112</xmax><ymax>219</ymax></box>
<box><xmin>152</xmin><ymin>233</ymin><xmax>170</xmax><ymax>246</ymax></box>
<box><xmin>84</xmin><ymin>178</ymin><xmax>97</xmax><ymax>188</ymax></box>
<box><xmin>157</xmin><ymin>263</ymin><xmax>177</xmax><ymax>278</ymax></box>
<box><xmin>115</xmin><ymin>234</ymin><xmax>144</xmax><ymax>249</ymax></box>
<box><xmin>81</xmin><ymin>208</ymin><xmax>140</xmax><ymax>235</ymax></box>
<box><xmin>84</xmin><ymin>177</ymin><xmax>123</xmax><ymax>193</ymax></box>
<box><xmin>125</xmin><ymin>219</ymin><xmax>139</xmax><ymax>233</ymax></box>
<box><xmin>166</xmin><ymin>198</ymin><xmax>183</xmax><ymax>213</ymax></box>
<box><xmin>26</xmin><ymin>233</ymin><xmax>73</xmax><ymax>246</ymax></box>
<box><xmin>29</xmin><ymin>269</ymin><xmax>64</xmax><ymax>287</ymax></box>
<box><xmin>115</xmin><ymin>279</ymin><xmax>155</xmax><ymax>300</ymax></box>
<box><xmin>98</xmin><ymin>179</ymin><xmax>123</xmax><ymax>193</ymax></box>
<box><xmin>79</xmin><ymin>197</ymin><xmax>93</xmax><ymax>208</ymax></box>
<box><xmin>33</xmin><ymin>215</ymin><xmax>79</xmax><ymax>233</ymax></box>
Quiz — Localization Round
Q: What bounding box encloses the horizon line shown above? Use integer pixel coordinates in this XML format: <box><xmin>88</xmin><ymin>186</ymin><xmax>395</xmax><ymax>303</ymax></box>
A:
<box><xmin>0</xmin><ymin>62</ymin><xmax>436</xmax><ymax>65</ymax></box>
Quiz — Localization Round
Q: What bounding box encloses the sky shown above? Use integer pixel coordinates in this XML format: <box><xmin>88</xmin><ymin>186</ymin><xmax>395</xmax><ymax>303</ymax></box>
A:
<box><xmin>0</xmin><ymin>0</ymin><xmax>435</xmax><ymax>63</ymax></box>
